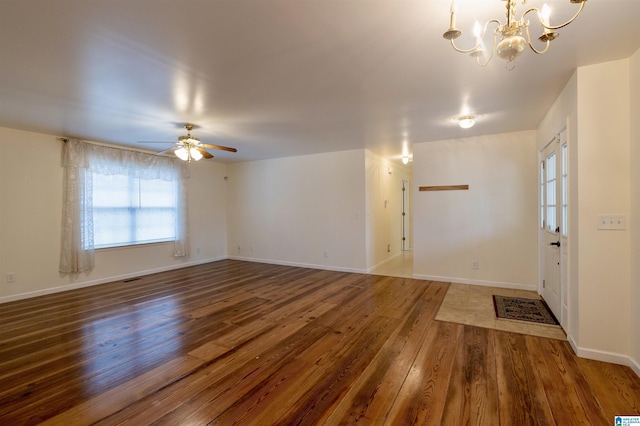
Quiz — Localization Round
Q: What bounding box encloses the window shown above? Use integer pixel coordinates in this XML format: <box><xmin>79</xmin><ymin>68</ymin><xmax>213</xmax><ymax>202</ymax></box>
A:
<box><xmin>545</xmin><ymin>152</ymin><xmax>557</xmax><ymax>232</ymax></box>
<box><xmin>60</xmin><ymin>140</ymin><xmax>189</xmax><ymax>274</ymax></box>
<box><xmin>92</xmin><ymin>173</ymin><xmax>177</xmax><ymax>248</ymax></box>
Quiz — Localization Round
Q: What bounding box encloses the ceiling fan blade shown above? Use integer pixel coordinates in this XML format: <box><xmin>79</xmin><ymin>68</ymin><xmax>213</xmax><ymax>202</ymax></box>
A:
<box><xmin>200</xmin><ymin>143</ymin><xmax>237</xmax><ymax>153</ymax></box>
<box><xmin>138</xmin><ymin>141</ymin><xmax>176</xmax><ymax>144</ymax></box>
<box><xmin>195</xmin><ymin>147</ymin><xmax>214</xmax><ymax>159</ymax></box>
<box><xmin>155</xmin><ymin>146</ymin><xmax>180</xmax><ymax>156</ymax></box>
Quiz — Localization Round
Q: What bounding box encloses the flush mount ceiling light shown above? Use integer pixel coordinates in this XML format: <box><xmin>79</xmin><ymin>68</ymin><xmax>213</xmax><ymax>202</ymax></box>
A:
<box><xmin>457</xmin><ymin>115</ymin><xmax>476</xmax><ymax>129</ymax></box>
<box><xmin>401</xmin><ymin>133</ymin><xmax>412</xmax><ymax>165</ymax></box>
<box><xmin>443</xmin><ymin>0</ymin><xmax>587</xmax><ymax>70</ymax></box>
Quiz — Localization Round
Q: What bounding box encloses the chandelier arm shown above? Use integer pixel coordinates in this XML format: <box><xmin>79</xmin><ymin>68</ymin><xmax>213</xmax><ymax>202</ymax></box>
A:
<box><xmin>521</xmin><ymin>7</ymin><xmax>541</xmax><ymax>22</ymax></box>
<box><xmin>525</xmin><ymin>25</ymin><xmax>551</xmax><ymax>55</ymax></box>
<box><xmin>521</xmin><ymin>2</ymin><xmax>586</xmax><ymax>31</ymax></box>
<box><xmin>485</xmin><ymin>19</ymin><xmax>501</xmax><ymax>32</ymax></box>
<box><xmin>544</xmin><ymin>1</ymin><xmax>586</xmax><ymax>30</ymax></box>
<box><xmin>449</xmin><ymin>19</ymin><xmax>501</xmax><ymax>55</ymax></box>
<box><xmin>449</xmin><ymin>38</ymin><xmax>480</xmax><ymax>54</ymax></box>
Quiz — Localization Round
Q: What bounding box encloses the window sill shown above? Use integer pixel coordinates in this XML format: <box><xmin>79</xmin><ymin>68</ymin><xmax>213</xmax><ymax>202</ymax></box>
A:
<box><xmin>95</xmin><ymin>240</ymin><xmax>174</xmax><ymax>252</ymax></box>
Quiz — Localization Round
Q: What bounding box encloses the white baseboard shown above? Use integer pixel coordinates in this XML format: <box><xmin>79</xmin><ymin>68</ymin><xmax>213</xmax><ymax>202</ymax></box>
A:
<box><xmin>412</xmin><ymin>273</ymin><xmax>537</xmax><ymax>291</ymax></box>
<box><xmin>567</xmin><ymin>333</ymin><xmax>640</xmax><ymax>378</ymax></box>
<box><xmin>630</xmin><ymin>356</ymin><xmax>640</xmax><ymax>378</ymax></box>
<box><xmin>0</xmin><ymin>257</ymin><xmax>225</xmax><ymax>304</ymax></box>
<box><xmin>366</xmin><ymin>252</ymin><xmax>404</xmax><ymax>273</ymax></box>
<box><xmin>227</xmin><ymin>255</ymin><xmax>367</xmax><ymax>274</ymax></box>
<box><xmin>568</xmin><ymin>333</ymin><xmax>579</xmax><ymax>355</ymax></box>
<box><xmin>573</xmin><ymin>346</ymin><xmax>634</xmax><ymax>369</ymax></box>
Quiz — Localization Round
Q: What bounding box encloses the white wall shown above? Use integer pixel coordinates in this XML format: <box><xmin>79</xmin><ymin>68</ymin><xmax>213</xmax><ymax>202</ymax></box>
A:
<box><xmin>630</xmin><ymin>48</ymin><xmax>640</xmax><ymax>374</ymax></box>
<box><xmin>575</xmin><ymin>59</ymin><xmax>631</xmax><ymax>362</ymax></box>
<box><xmin>364</xmin><ymin>150</ymin><xmax>411</xmax><ymax>270</ymax></box>
<box><xmin>412</xmin><ymin>131</ymin><xmax>538</xmax><ymax>289</ymax></box>
<box><xmin>0</xmin><ymin>127</ymin><xmax>228</xmax><ymax>302</ymax></box>
<box><xmin>226</xmin><ymin>150</ymin><xmax>367</xmax><ymax>272</ymax></box>
<box><xmin>539</xmin><ymin>59</ymin><xmax>634</xmax><ymax>368</ymax></box>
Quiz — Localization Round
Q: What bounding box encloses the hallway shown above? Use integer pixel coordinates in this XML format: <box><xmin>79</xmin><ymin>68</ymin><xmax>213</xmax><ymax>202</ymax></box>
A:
<box><xmin>369</xmin><ymin>251</ymin><xmax>413</xmax><ymax>278</ymax></box>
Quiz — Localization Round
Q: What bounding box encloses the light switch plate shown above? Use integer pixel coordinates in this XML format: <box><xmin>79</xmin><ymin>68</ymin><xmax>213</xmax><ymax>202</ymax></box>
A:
<box><xmin>596</xmin><ymin>214</ymin><xmax>626</xmax><ymax>230</ymax></box>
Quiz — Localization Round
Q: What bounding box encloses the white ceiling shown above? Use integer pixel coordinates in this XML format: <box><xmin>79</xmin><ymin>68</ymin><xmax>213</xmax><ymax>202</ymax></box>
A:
<box><xmin>1</xmin><ymin>0</ymin><xmax>639</xmax><ymax>163</ymax></box>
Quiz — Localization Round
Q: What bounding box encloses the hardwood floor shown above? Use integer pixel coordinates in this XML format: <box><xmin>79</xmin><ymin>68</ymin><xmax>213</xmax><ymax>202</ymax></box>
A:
<box><xmin>1</xmin><ymin>260</ymin><xmax>639</xmax><ymax>425</ymax></box>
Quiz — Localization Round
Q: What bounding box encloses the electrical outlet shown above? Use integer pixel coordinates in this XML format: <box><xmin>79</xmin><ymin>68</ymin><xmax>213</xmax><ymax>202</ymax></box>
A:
<box><xmin>237</xmin><ymin>246</ymin><xmax>241</xmax><ymax>253</ymax></box>
<box><xmin>6</xmin><ymin>272</ymin><xmax>15</xmax><ymax>283</ymax></box>
<box><xmin>472</xmin><ymin>261</ymin><xmax>479</xmax><ymax>270</ymax></box>
<box><xmin>323</xmin><ymin>251</ymin><xmax>328</xmax><ymax>258</ymax></box>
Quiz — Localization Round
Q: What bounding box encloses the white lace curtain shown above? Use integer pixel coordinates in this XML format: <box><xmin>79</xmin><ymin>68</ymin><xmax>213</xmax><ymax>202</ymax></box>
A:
<box><xmin>59</xmin><ymin>139</ymin><xmax>190</xmax><ymax>274</ymax></box>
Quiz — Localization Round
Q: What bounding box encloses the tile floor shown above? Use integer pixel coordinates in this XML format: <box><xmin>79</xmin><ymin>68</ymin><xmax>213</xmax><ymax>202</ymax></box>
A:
<box><xmin>370</xmin><ymin>251</ymin><xmax>566</xmax><ymax>340</ymax></box>
<box><xmin>435</xmin><ymin>283</ymin><xmax>566</xmax><ymax>340</ymax></box>
<box><xmin>369</xmin><ymin>251</ymin><xmax>414</xmax><ymax>278</ymax></box>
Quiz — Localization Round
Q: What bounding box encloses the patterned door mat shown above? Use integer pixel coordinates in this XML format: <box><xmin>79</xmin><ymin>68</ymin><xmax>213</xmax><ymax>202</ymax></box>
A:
<box><xmin>492</xmin><ymin>295</ymin><xmax>559</xmax><ymax>326</ymax></box>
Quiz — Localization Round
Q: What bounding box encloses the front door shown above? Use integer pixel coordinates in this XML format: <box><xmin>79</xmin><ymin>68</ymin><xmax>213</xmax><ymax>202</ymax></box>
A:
<box><xmin>541</xmin><ymin>131</ymin><xmax>567</xmax><ymax>326</ymax></box>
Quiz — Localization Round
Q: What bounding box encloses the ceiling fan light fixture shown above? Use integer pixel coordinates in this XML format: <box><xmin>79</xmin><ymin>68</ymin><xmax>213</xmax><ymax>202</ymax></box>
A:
<box><xmin>175</xmin><ymin>147</ymin><xmax>189</xmax><ymax>161</ymax></box>
<box><xmin>190</xmin><ymin>147</ymin><xmax>203</xmax><ymax>161</ymax></box>
<box><xmin>152</xmin><ymin>123</ymin><xmax>237</xmax><ymax>162</ymax></box>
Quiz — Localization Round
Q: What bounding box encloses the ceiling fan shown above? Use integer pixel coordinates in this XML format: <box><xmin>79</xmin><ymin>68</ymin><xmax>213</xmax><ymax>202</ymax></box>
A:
<box><xmin>144</xmin><ymin>124</ymin><xmax>237</xmax><ymax>162</ymax></box>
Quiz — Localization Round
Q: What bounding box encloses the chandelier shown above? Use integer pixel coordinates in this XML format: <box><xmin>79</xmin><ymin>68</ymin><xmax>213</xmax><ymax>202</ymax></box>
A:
<box><xmin>443</xmin><ymin>0</ymin><xmax>587</xmax><ymax>70</ymax></box>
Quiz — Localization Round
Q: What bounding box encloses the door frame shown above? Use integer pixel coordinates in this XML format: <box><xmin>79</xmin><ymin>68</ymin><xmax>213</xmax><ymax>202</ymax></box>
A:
<box><xmin>539</xmin><ymin>128</ymin><xmax>569</xmax><ymax>329</ymax></box>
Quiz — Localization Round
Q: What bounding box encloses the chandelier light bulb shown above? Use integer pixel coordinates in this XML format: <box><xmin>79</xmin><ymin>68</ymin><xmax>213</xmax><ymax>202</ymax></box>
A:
<box><xmin>541</xmin><ymin>4</ymin><xmax>551</xmax><ymax>26</ymax></box>
<box><xmin>402</xmin><ymin>156</ymin><xmax>409</xmax><ymax>165</ymax></box>
<box><xmin>473</xmin><ymin>21</ymin><xmax>482</xmax><ymax>38</ymax></box>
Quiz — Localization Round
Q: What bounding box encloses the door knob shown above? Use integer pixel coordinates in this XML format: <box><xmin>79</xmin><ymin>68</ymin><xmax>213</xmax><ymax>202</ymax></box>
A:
<box><xmin>550</xmin><ymin>241</ymin><xmax>560</xmax><ymax>247</ymax></box>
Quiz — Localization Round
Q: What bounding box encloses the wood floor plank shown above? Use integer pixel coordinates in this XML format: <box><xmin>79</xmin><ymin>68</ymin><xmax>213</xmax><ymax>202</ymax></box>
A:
<box><xmin>385</xmin><ymin>320</ymin><xmax>462</xmax><ymax>425</ymax></box>
<box><xmin>0</xmin><ymin>260</ymin><xmax>638</xmax><ymax>425</ymax></box>
<box><xmin>494</xmin><ymin>331</ymin><xmax>556</xmax><ymax>426</ymax></box>
<box><xmin>114</xmin><ymin>321</ymin><xmax>330</xmax><ymax>425</ymax></box>
<box><xmin>440</xmin><ymin>325</ymin><xmax>499</xmax><ymax>426</ymax></box>
<box><xmin>40</xmin><ymin>355</ymin><xmax>205</xmax><ymax>426</ymax></box>
<box><xmin>323</xmin><ymin>297</ymin><xmax>439</xmax><ymax>424</ymax></box>
<box><xmin>574</xmin><ymin>355</ymin><xmax>640</xmax><ymax>417</ymax></box>
<box><xmin>270</xmin><ymin>315</ymin><xmax>401</xmax><ymax>425</ymax></box>
<box><xmin>529</xmin><ymin>336</ymin><xmax>610</xmax><ymax>425</ymax></box>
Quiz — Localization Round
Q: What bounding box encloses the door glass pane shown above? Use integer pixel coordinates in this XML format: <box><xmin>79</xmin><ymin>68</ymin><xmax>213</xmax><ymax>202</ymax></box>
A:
<box><xmin>562</xmin><ymin>143</ymin><xmax>568</xmax><ymax>236</ymax></box>
<box><xmin>540</xmin><ymin>161</ymin><xmax>545</xmax><ymax>229</ymax></box>
<box><xmin>546</xmin><ymin>152</ymin><xmax>557</xmax><ymax>232</ymax></box>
